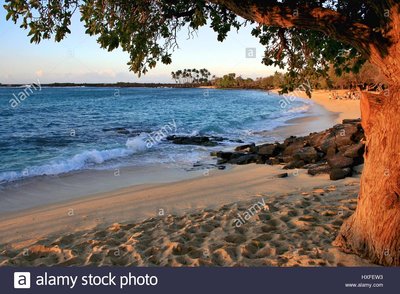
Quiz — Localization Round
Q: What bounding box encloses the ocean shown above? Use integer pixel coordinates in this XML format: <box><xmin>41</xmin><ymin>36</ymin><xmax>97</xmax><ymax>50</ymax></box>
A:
<box><xmin>0</xmin><ymin>87</ymin><xmax>313</xmax><ymax>184</ymax></box>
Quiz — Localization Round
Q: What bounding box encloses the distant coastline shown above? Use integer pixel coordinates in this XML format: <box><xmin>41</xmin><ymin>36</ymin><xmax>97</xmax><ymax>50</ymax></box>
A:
<box><xmin>0</xmin><ymin>82</ymin><xmax>364</xmax><ymax>93</ymax></box>
<box><xmin>0</xmin><ymin>82</ymin><xmax>283</xmax><ymax>92</ymax></box>
<box><xmin>0</xmin><ymin>82</ymin><xmax>202</xmax><ymax>88</ymax></box>
<box><xmin>0</xmin><ymin>82</ymin><xmax>273</xmax><ymax>91</ymax></box>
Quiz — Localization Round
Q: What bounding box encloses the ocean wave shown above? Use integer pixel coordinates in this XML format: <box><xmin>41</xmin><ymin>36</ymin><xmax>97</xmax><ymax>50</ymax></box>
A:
<box><xmin>171</xmin><ymin>101</ymin><xmax>313</xmax><ymax>141</ymax></box>
<box><xmin>0</xmin><ymin>91</ymin><xmax>317</xmax><ymax>184</ymax></box>
<box><xmin>126</xmin><ymin>133</ymin><xmax>153</xmax><ymax>150</ymax></box>
<box><xmin>243</xmin><ymin>101</ymin><xmax>314</xmax><ymax>136</ymax></box>
<box><xmin>0</xmin><ymin>136</ymin><xmax>153</xmax><ymax>184</ymax></box>
<box><xmin>285</xmin><ymin>104</ymin><xmax>313</xmax><ymax>114</ymax></box>
<box><xmin>198</xmin><ymin>125</ymin><xmax>226</xmax><ymax>135</ymax></box>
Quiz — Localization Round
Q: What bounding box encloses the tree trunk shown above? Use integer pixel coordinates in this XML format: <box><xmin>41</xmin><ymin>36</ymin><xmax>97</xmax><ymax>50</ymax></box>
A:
<box><xmin>334</xmin><ymin>7</ymin><xmax>400</xmax><ymax>266</ymax></box>
<box><xmin>333</xmin><ymin>88</ymin><xmax>400</xmax><ymax>266</ymax></box>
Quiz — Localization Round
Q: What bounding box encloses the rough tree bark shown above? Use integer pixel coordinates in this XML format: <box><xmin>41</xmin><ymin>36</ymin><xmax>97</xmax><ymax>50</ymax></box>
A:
<box><xmin>333</xmin><ymin>7</ymin><xmax>400</xmax><ymax>266</ymax></box>
<box><xmin>333</xmin><ymin>88</ymin><xmax>400</xmax><ymax>266</ymax></box>
<box><xmin>209</xmin><ymin>0</ymin><xmax>400</xmax><ymax>265</ymax></box>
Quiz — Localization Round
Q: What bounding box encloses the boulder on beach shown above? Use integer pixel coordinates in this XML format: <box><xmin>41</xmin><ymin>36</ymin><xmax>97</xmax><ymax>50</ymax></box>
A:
<box><xmin>235</xmin><ymin>143</ymin><xmax>258</xmax><ymax>153</ymax></box>
<box><xmin>213</xmin><ymin>119</ymin><xmax>365</xmax><ymax>181</ymax></box>
<box><xmin>327</xmin><ymin>154</ymin><xmax>354</xmax><ymax>169</ymax></box>
<box><xmin>307</xmin><ymin>163</ymin><xmax>331</xmax><ymax>176</ymax></box>
<box><xmin>293</xmin><ymin>147</ymin><xmax>319</xmax><ymax>163</ymax></box>
<box><xmin>343</xmin><ymin>142</ymin><xmax>365</xmax><ymax>159</ymax></box>
<box><xmin>283</xmin><ymin>160</ymin><xmax>306</xmax><ymax>169</ymax></box>
<box><xmin>258</xmin><ymin>143</ymin><xmax>281</xmax><ymax>157</ymax></box>
<box><xmin>229</xmin><ymin>154</ymin><xmax>258</xmax><ymax>165</ymax></box>
<box><xmin>330</xmin><ymin>168</ymin><xmax>353</xmax><ymax>181</ymax></box>
<box><xmin>167</xmin><ymin>135</ymin><xmax>225</xmax><ymax>146</ymax></box>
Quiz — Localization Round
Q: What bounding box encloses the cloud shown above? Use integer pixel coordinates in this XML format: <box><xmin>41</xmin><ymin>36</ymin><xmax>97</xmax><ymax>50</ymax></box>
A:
<box><xmin>97</xmin><ymin>69</ymin><xmax>117</xmax><ymax>78</ymax></box>
<box><xmin>35</xmin><ymin>69</ymin><xmax>44</xmax><ymax>77</ymax></box>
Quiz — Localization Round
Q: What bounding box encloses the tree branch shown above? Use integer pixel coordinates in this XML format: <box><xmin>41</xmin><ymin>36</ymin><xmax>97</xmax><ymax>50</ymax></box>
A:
<box><xmin>208</xmin><ymin>0</ymin><xmax>384</xmax><ymax>57</ymax></box>
<box><xmin>164</xmin><ymin>8</ymin><xmax>197</xmax><ymax>19</ymax></box>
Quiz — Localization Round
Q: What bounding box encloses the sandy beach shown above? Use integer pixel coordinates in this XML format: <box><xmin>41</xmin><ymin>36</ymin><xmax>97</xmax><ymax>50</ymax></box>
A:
<box><xmin>298</xmin><ymin>90</ymin><xmax>361</xmax><ymax>124</ymax></box>
<box><xmin>0</xmin><ymin>90</ymin><xmax>367</xmax><ymax>267</ymax></box>
<box><xmin>272</xmin><ymin>89</ymin><xmax>361</xmax><ymax>124</ymax></box>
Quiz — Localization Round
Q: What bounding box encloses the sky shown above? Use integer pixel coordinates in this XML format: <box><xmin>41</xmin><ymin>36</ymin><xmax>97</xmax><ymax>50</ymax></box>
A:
<box><xmin>0</xmin><ymin>2</ymin><xmax>279</xmax><ymax>84</ymax></box>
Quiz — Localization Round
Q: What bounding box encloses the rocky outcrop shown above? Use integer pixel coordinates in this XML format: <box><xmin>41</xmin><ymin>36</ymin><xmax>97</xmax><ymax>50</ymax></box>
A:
<box><xmin>213</xmin><ymin>119</ymin><xmax>365</xmax><ymax>181</ymax></box>
<box><xmin>330</xmin><ymin>168</ymin><xmax>353</xmax><ymax>181</ymax></box>
<box><xmin>167</xmin><ymin>135</ymin><xmax>225</xmax><ymax>147</ymax></box>
<box><xmin>307</xmin><ymin>163</ymin><xmax>331</xmax><ymax>176</ymax></box>
<box><xmin>327</xmin><ymin>154</ymin><xmax>354</xmax><ymax>169</ymax></box>
<box><xmin>167</xmin><ymin>135</ymin><xmax>245</xmax><ymax>147</ymax></box>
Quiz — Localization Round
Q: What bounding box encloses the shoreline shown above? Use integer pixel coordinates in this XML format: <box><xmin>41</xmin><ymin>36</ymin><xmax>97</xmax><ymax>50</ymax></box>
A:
<box><xmin>285</xmin><ymin>89</ymin><xmax>361</xmax><ymax>125</ymax></box>
<box><xmin>0</xmin><ymin>89</ymin><xmax>358</xmax><ymax>220</ymax></box>
<box><xmin>259</xmin><ymin>94</ymin><xmax>340</xmax><ymax>140</ymax></box>
<box><xmin>0</xmin><ymin>165</ymin><xmax>209</xmax><ymax>215</ymax></box>
<box><xmin>0</xmin><ymin>90</ymin><xmax>337</xmax><ymax>214</ymax></box>
<box><xmin>0</xmin><ymin>90</ymin><xmax>367</xmax><ymax>266</ymax></box>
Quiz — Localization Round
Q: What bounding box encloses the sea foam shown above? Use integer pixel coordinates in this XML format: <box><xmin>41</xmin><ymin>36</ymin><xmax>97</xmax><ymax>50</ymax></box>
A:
<box><xmin>0</xmin><ymin>137</ymin><xmax>152</xmax><ymax>183</ymax></box>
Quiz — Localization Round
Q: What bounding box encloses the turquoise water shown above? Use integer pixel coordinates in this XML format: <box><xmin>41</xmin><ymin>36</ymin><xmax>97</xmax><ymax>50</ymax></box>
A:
<box><xmin>0</xmin><ymin>87</ymin><xmax>312</xmax><ymax>183</ymax></box>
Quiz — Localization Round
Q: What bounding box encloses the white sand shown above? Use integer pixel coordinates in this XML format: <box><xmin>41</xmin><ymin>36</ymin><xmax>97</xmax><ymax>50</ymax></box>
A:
<box><xmin>295</xmin><ymin>90</ymin><xmax>361</xmax><ymax>124</ymax></box>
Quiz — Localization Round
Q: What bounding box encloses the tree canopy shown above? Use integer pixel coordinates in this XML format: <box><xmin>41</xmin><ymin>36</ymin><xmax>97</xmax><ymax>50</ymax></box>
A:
<box><xmin>4</xmin><ymin>1</ymin><xmax>397</xmax><ymax>92</ymax></box>
<box><xmin>172</xmin><ymin>68</ymin><xmax>212</xmax><ymax>84</ymax></box>
<box><xmin>211</xmin><ymin>61</ymin><xmax>385</xmax><ymax>91</ymax></box>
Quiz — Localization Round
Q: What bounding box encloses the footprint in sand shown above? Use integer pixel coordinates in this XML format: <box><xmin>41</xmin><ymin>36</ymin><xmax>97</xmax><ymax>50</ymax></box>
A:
<box><xmin>260</xmin><ymin>225</ymin><xmax>276</xmax><ymax>233</ymax></box>
<box><xmin>171</xmin><ymin>243</ymin><xmax>189</xmax><ymax>256</ymax></box>
<box><xmin>186</xmin><ymin>248</ymin><xmax>204</xmax><ymax>259</ymax></box>
<box><xmin>258</xmin><ymin>213</ymin><xmax>272</xmax><ymax>221</ymax></box>
<box><xmin>279</xmin><ymin>215</ymin><xmax>291</xmax><ymax>223</ymax></box>
<box><xmin>299</xmin><ymin>215</ymin><xmax>318</xmax><ymax>222</ymax></box>
<box><xmin>200</xmin><ymin>224</ymin><xmax>215</xmax><ymax>233</ymax></box>
<box><xmin>256</xmin><ymin>233</ymin><xmax>274</xmax><ymax>241</ymax></box>
<box><xmin>241</xmin><ymin>240</ymin><xmax>264</xmax><ymax>258</ymax></box>
<box><xmin>225</xmin><ymin>234</ymin><xmax>246</xmax><ymax>244</ymax></box>
<box><xmin>211</xmin><ymin>247</ymin><xmax>235</xmax><ymax>266</ymax></box>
